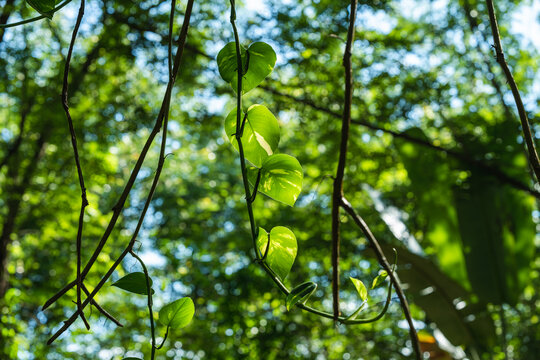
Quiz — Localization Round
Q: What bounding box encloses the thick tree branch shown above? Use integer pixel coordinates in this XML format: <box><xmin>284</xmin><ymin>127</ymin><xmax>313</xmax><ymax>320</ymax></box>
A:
<box><xmin>485</xmin><ymin>0</ymin><xmax>540</xmax><ymax>182</ymax></box>
<box><xmin>340</xmin><ymin>197</ymin><xmax>421</xmax><ymax>360</ymax></box>
<box><xmin>331</xmin><ymin>0</ymin><xmax>357</xmax><ymax>322</ymax></box>
<box><xmin>104</xmin><ymin>9</ymin><xmax>538</xmax><ymax>198</ymax></box>
<box><xmin>261</xmin><ymin>85</ymin><xmax>540</xmax><ymax>198</ymax></box>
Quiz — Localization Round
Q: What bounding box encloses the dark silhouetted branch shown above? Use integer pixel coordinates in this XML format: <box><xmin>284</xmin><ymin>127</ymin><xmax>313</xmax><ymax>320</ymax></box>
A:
<box><xmin>485</xmin><ymin>0</ymin><xmax>540</xmax><ymax>182</ymax></box>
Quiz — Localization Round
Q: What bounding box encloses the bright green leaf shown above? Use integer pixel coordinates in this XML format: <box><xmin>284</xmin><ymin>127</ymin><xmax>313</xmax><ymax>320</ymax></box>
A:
<box><xmin>248</xmin><ymin>154</ymin><xmax>303</xmax><ymax>206</ymax></box>
<box><xmin>256</xmin><ymin>226</ymin><xmax>297</xmax><ymax>280</ymax></box>
<box><xmin>224</xmin><ymin>105</ymin><xmax>280</xmax><ymax>167</ymax></box>
<box><xmin>371</xmin><ymin>271</ymin><xmax>388</xmax><ymax>289</ymax></box>
<box><xmin>158</xmin><ymin>297</ymin><xmax>195</xmax><ymax>329</ymax></box>
<box><xmin>26</xmin><ymin>0</ymin><xmax>56</xmax><ymax>19</ymax></box>
<box><xmin>286</xmin><ymin>282</ymin><xmax>317</xmax><ymax>311</ymax></box>
<box><xmin>217</xmin><ymin>41</ymin><xmax>276</xmax><ymax>93</ymax></box>
<box><xmin>112</xmin><ymin>272</ymin><xmax>154</xmax><ymax>295</ymax></box>
<box><xmin>350</xmin><ymin>277</ymin><xmax>368</xmax><ymax>302</ymax></box>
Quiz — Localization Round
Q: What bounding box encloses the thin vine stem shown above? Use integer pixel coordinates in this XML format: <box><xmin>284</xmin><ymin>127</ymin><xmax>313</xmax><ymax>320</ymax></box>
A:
<box><xmin>60</xmin><ymin>0</ymin><xmax>89</xmax><ymax>330</ymax></box>
<box><xmin>228</xmin><ymin>0</ymin><xmax>393</xmax><ymax>327</ymax></box>
<box><xmin>155</xmin><ymin>326</ymin><xmax>169</xmax><ymax>350</ymax></box>
<box><xmin>129</xmin><ymin>250</ymin><xmax>156</xmax><ymax>359</ymax></box>
<box><xmin>229</xmin><ymin>0</ymin><xmax>259</xmax><ymax>256</ymax></box>
<box><xmin>0</xmin><ymin>0</ymin><xmax>73</xmax><ymax>29</ymax></box>
<box><xmin>45</xmin><ymin>0</ymin><xmax>194</xmax><ymax>344</ymax></box>
<box><xmin>331</xmin><ymin>0</ymin><xmax>357</xmax><ymax>322</ymax></box>
<box><xmin>43</xmin><ymin>0</ymin><xmax>191</xmax><ymax>312</ymax></box>
<box><xmin>485</xmin><ymin>0</ymin><xmax>540</xmax><ymax>182</ymax></box>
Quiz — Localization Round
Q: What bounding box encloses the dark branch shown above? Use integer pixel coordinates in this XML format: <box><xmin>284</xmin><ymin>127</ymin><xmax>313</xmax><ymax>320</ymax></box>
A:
<box><xmin>261</xmin><ymin>85</ymin><xmax>540</xmax><ymax>198</ymax></box>
<box><xmin>340</xmin><ymin>197</ymin><xmax>421</xmax><ymax>359</ymax></box>
<box><xmin>45</xmin><ymin>0</ymin><xmax>195</xmax><ymax>344</ymax></box>
<box><xmin>331</xmin><ymin>0</ymin><xmax>358</xmax><ymax>322</ymax></box>
<box><xmin>485</xmin><ymin>0</ymin><xmax>540</xmax><ymax>182</ymax></box>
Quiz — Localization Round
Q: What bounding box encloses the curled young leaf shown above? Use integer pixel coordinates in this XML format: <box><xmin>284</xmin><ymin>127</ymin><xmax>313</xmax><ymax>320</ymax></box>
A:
<box><xmin>112</xmin><ymin>272</ymin><xmax>154</xmax><ymax>295</ymax></box>
<box><xmin>26</xmin><ymin>0</ymin><xmax>57</xmax><ymax>19</ymax></box>
<box><xmin>286</xmin><ymin>281</ymin><xmax>317</xmax><ymax>311</ymax></box>
<box><xmin>371</xmin><ymin>270</ymin><xmax>388</xmax><ymax>289</ymax></box>
<box><xmin>158</xmin><ymin>297</ymin><xmax>195</xmax><ymax>329</ymax></box>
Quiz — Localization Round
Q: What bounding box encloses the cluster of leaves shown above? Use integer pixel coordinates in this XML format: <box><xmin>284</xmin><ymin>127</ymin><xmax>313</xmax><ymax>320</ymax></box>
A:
<box><xmin>217</xmin><ymin>35</ymin><xmax>394</xmax><ymax>323</ymax></box>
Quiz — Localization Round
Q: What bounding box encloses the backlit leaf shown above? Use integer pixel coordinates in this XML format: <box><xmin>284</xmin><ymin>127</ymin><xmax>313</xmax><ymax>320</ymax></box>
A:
<box><xmin>371</xmin><ymin>271</ymin><xmax>388</xmax><ymax>289</ymax></box>
<box><xmin>256</xmin><ymin>226</ymin><xmax>297</xmax><ymax>280</ymax></box>
<box><xmin>158</xmin><ymin>297</ymin><xmax>195</xmax><ymax>329</ymax></box>
<box><xmin>224</xmin><ymin>105</ymin><xmax>280</xmax><ymax>167</ymax></box>
<box><xmin>217</xmin><ymin>41</ymin><xmax>276</xmax><ymax>93</ymax></box>
<box><xmin>350</xmin><ymin>277</ymin><xmax>368</xmax><ymax>302</ymax></box>
<box><xmin>248</xmin><ymin>154</ymin><xmax>303</xmax><ymax>206</ymax></box>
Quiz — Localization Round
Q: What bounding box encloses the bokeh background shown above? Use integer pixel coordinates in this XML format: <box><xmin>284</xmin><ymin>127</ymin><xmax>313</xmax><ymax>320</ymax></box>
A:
<box><xmin>1</xmin><ymin>0</ymin><xmax>539</xmax><ymax>358</ymax></box>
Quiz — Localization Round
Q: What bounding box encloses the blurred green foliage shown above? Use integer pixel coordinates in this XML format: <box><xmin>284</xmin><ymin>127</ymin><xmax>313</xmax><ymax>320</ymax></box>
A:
<box><xmin>0</xmin><ymin>0</ymin><xmax>539</xmax><ymax>359</ymax></box>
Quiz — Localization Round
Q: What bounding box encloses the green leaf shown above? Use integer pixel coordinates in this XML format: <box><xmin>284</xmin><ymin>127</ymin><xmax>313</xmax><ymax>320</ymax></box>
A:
<box><xmin>454</xmin><ymin>172</ymin><xmax>535</xmax><ymax>305</ymax></box>
<box><xmin>349</xmin><ymin>277</ymin><xmax>368</xmax><ymax>302</ymax></box>
<box><xmin>256</xmin><ymin>226</ymin><xmax>297</xmax><ymax>280</ymax></box>
<box><xmin>247</xmin><ymin>154</ymin><xmax>303</xmax><ymax>206</ymax></box>
<box><xmin>26</xmin><ymin>0</ymin><xmax>57</xmax><ymax>19</ymax></box>
<box><xmin>224</xmin><ymin>105</ymin><xmax>280</xmax><ymax>167</ymax></box>
<box><xmin>286</xmin><ymin>282</ymin><xmax>317</xmax><ymax>311</ymax></box>
<box><xmin>112</xmin><ymin>272</ymin><xmax>154</xmax><ymax>295</ymax></box>
<box><xmin>371</xmin><ymin>244</ymin><xmax>496</xmax><ymax>348</ymax></box>
<box><xmin>371</xmin><ymin>271</ymin><xmax>388</xmax><ymax>289</ymax></box>
<box><xmin>158</xmin><ymin>297</ymin><xmax>195</xmax><ymax>329</ymax></box>
<box><xmin>217</xmin><ymin>41</ymin><xmax>276</xmax><ymax>93</ymax></box>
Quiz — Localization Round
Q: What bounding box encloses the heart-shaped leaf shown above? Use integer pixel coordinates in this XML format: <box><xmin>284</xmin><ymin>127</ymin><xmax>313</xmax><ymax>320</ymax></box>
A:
<box><xmin>26</xmin><ymin>0</ymin><xmax>57</xmax><ymax>19</ymax></box>
<box><xmin>224</xmin><ymin>105</ymin><xmax>280</xmax><ymax>167</ymax></box>
<box><xmin>256</xmin><ymin>226</ymin><xmax>297</xmax><ymax>281</ymax></box>
<box><xmin>248</xmin><ymin>154</ymin><xmax>303</xmax><ymax>206</ymax></box>
<box><xmin>371</xmin><ymin>270</ymin><xmax>388</xmax><ymax>289</ymax></box>
<box><xmin>286</xmin><ymin>282</ymin><xmax>317</xmax><ymax>311</ymax></box>
<box><xmin>350</xmin><ymin>277</ymin><xmax>368</xmax><ymax>302</ymax></box>
<box><xmin>158</xmin><ymin>297</ymin><xmax>194</xmax><ymax>329</ymax></box>
<box><xmin>112</xmin><ymin>272</ymin><xmax>154</xmax><ymax>295</ymax></box>
<box><xmin>217</xmin><ymin>41</ymin><xmax>276</xmax><ymax>93</ymax></box>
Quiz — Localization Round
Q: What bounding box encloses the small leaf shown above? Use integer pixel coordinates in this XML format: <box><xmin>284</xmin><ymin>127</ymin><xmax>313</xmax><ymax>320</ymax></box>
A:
<box><xmin>224</xmin><ymin>105</ymin><xmax>280</xmax><ymax>167</ymax></box>
<box><xmin>112</xmin><ymin>272</ymin><xmax>154</xmax><ymax>295</ymax></box>
<box><xmin>248</xmin><ymin>154</ymin><xmax>303</xmax><ymax>206</ymax></box>
<box><xmin>26</xmin><ymin>0</ymin><xmax>57</xmax><ymax>19</ymax></box>
<box><xmin>256</xmin><ymin>226</ymin><xmax>297</xmax><ymax>280</ymax></box>
<box><xmin>217</xmin><ymin>41</ymin><xmax>276</xmax><ymax>93</ymax></box>
<box><xmin>286</xmin><ymin>282</ymin><xmax>317</xmax><ymax>311</ymax></box>
<box><xmin>350</xmin><ymin>277</ymin><xmax>368</xmax><ymax>302</ymax></box>
<box><xmin>371</xmin><ymin>270</ymin><xmax>388</xmax><ymax>289</ymax></box>
<box><xmin>158</xmin><ymin>297</ymin><xmax>195</xmax><ymax>329</ymax></box>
